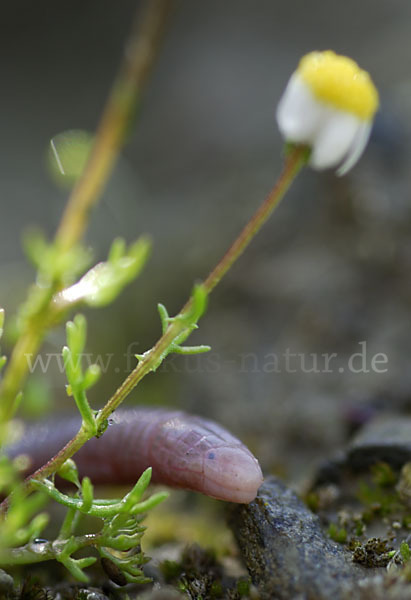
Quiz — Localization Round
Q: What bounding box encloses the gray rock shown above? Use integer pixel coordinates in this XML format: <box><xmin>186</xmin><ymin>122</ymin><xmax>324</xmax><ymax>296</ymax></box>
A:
<box><xmin>347</xmin><ymin>416</ymin><xmax>411</xmax><ymax>470</ymax></box>
<box><xmin>313</xmin><ymin>416</ymin><xmax>411</xmax><ymax>487</ymax></box>
<box><xmin>228</xmin><ymin>477</ymin><xmax>366</xmax><ymax>600</ymax></box>
<box><xmin>0</xmin><ymin>569</ymin><xmax>14</xmax><ymax>595</ymax></box>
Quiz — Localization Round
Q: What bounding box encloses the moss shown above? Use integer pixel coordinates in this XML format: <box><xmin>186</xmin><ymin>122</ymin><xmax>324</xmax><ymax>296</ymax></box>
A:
<box><xmin>352</xmin><ymin>537</ymin><xmax>394</xmax><ymax>568</ymax></box>
<box><xmin>327</xmin><ymin>523</ymin><xmax>348</xmax><ymax>544</ymax></box>
<box><xmin>19</xmin><ymin>577</ymin><xmax>51</xmax><ymax>600</ymax></box>
<box><xmin>160</xmin><ymin>560</ymin><xmax>184</xmax><ymax>582</ymax></box>
<box><xmin>371</xmin><ymin>462</ymin><xmax>397</xmax><ymax>487</ymax></box>
<box><xmin>400</xmin><ymin>541</ymin><xmax>411</xmax><ymax>562</ymax></box>
<box><xmin>236</xmin><ymin>577</ymin><xmax>251</xmax><ymax>597</ymax></box>
<box><xmin>305</xmin><ymin>491</ymin><xmax>320</xmax><ymax>513</ymax></box>
<box><xmin>160</xmin><ymin>544</ymin><xmax>254</xmax><ymax>599</ymax></box>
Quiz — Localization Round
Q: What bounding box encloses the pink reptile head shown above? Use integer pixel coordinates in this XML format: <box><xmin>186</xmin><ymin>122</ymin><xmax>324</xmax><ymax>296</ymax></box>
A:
<box><xmin>202</xmin><ymin>445</ymin><xmax>264</xmax><ymax>503</ymax></box>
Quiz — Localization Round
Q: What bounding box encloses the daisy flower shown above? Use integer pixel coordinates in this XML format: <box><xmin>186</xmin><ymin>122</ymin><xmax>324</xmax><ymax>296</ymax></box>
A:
<box><xmin>276</xmin><ymin>50</ymin><xmax>379</xmax><ymax>175</ymax></box>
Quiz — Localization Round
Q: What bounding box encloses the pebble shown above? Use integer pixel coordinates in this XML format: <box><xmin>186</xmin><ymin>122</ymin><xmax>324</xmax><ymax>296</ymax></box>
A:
<box><xmin>227</xmin><ymin>477</ymin><xmax>365</xmax><ymax>600</ymax></box>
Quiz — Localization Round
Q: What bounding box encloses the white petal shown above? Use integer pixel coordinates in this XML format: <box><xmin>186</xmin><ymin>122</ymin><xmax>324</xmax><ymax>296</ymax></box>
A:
<box><xmin>309</xmin><ymin>110</ymin><xmax>362</xmax><ymax>170</ymax></box>
<box><xmin>276</xmin><ymin>73</ymin><xmax>324</xmax><ymax>144</ymax></box>
<box><xmin>336</xmin><ymin>121</ymin><xmax>372</xmax><ymax>176</ymax></box>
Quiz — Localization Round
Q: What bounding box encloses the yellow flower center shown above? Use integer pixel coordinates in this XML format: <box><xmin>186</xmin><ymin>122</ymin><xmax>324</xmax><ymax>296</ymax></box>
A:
<box><xmin>298</xmin><ymin>50</ymin><xmax>379</xmax><ymax>120</ymax></box>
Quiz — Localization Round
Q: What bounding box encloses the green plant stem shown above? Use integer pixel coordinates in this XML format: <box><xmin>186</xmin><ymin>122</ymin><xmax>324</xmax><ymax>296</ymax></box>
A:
<box><xmin>55</xmin><ymin>0</ymin><xmax>173</xmax><ymax>252</ymax></box>
<box><xmin>0</xmin><ymin>295</ymin><xmax>59</xmax><ymax>425</ymax></box>
<box><xmin>97</xmin><ymin>144</ymin><xmax>309</xmax><ymax>420</ymax></box>
<box><xmin>0</xmin><ymin>534</ymin><xmax>97</xmax><ymax>566</ymax></box>
<box><xmin>0</xmin><ymin>0</ymin><xmax>173</xmax><ymax>426</ymax></box>
<box><xmin>4</xmin><ymin>145</ymin><xmax>308</xmax><ymax>501</ymax></box>
<box><xmin>202</xmin><ymin>145</ymin><xmax>309</xmax><ymax>294</ymax></box>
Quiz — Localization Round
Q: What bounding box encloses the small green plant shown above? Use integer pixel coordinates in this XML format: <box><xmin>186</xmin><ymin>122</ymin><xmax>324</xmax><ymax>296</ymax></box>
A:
<box><xmin>2</xmin><ymin>463</ymin><xmax>167</xmax><ymax>584</ymax></box>
<box><xmin>0</xmin><ymin>0</ymin><xmax>379</xmax><ymax>587</ymax></box>
<box><xmin>400</xmin><ymin>541</ymin><xmax>411</xmax><ymax>562</ymax></box>
<box><xmin>327</xmin><ymin>523</ymin><xmax>348</xmax><ymax>544</ymax></box>
<box><xmin>0</xmin><ymin>0</ymin><xmax>179</xmax><ymax>583</ymax></box>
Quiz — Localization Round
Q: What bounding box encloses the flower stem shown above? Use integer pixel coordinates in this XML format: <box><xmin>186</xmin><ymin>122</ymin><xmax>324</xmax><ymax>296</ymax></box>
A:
<box><xmin>5</xmin><ymin>145</ymin><xmax>308</xmax><ymax>500</ymax></box>
<box><xmin>202</xmin><ymin>144</ymin><xmax>309</xmax><ymax>294</ymax></box>
<box><xmin>0</xmin><ymin>0</ymin><xmax>173</xmax><ymax>426</ymax></box>
<box><xmin>97</xmin><ymin>144</ymin><xmax>309</xmax><ymax>420</ymax></box>
<box><xmin>55</xmin><ymin>0</ymin><xmax>173</xmax><ymax>252</ymax></box>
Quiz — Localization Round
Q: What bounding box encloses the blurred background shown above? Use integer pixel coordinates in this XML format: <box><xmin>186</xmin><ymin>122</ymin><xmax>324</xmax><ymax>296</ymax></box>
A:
<box><xmin>1</xmin><ymin>0</ymin><xmax>411</xmax><ymax>484</ymax></box>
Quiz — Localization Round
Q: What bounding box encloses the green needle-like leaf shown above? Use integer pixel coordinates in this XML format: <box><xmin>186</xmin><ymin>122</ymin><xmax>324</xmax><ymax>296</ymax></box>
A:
<box><xmin>173</xmin><ymin>344</ymin><xmax>211</xmax><ymax>355</ymax></box>
<box><xmin>157</xmin><ymin>303</ymin><xmax>171</xmax><ymax>334</ymax></box>
<box><xmin>81</xmin><ymin>477</ymin><xmax>94</xmax><ymax>513</ymax></box>
<box><xmin>122</xmin><ymin>467</ymin><xmax>152</xmax><ymax>509</ymax></box>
